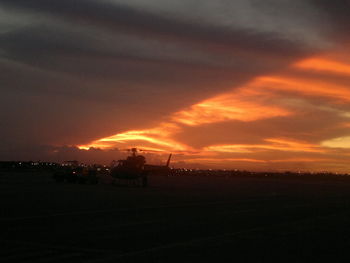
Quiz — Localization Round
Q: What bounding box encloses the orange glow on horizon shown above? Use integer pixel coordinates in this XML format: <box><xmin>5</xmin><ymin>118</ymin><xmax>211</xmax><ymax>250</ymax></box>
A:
<box><xmin>184</xmin><ymin>157</ymin><xmax>267</xmax><ymax>163</ymax></box>
<box><xmin>183</xmin><ymin>157</ymin><xmax>336</xmax><ymax>164</ymax></box>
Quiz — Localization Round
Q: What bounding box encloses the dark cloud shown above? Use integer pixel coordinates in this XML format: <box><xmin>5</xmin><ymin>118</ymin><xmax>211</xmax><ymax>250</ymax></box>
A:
<box><xmin>0</xmin><ymin>26</ymin><xmax>95</xmax><ymax>57</ymax></box>
<box><xmin>0</xmin><ymin>0</ymin><xmax>315</xmax><ymax>58</ymax></box>
<box><xmin>1</xmin><ymin>0</ymin><xmax>349</xmax><ymax>169</ymax></box>
<box><xmin>0</xmin><ymin>0</ymin><xmax>324</xmax><ymax>86</ymax></box>
<box><xmin>311</xmin><ymin>0</ymin><xmax>350</xmax><ymax>31</ymax></box>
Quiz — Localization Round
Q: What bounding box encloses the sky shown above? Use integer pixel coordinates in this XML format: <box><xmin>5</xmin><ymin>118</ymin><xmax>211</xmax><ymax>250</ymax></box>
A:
<box><xmin>1</xmin><ymin>0</ymin><xmax>350</xmax><ymax>172</ymax></box>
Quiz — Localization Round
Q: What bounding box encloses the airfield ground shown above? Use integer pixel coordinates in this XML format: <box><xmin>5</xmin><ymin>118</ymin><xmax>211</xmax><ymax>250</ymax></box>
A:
<box><xmin>1</xmin><ymin>171</ymin><xmax>350</xmax><ymax>262</ymax></box>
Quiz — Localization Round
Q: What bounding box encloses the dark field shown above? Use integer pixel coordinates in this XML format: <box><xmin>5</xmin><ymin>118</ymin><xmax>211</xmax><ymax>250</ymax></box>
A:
<box><xmin>2</xmin><ymin>171</ymin><xmax>350</xmax><ymax>262</ymax></box>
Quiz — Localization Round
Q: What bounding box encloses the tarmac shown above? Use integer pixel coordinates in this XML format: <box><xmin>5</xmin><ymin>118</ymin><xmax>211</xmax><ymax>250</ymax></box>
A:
<box><xmin>1</xmin><ymin>171</ymin><xmax>350</xmax><ymax>262</ymax></box>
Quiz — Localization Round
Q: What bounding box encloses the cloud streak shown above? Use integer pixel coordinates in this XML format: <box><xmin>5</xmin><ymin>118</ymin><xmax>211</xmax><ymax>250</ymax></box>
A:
<box><xmin>1</xmin><ymin>0</ymin><xmax>350</xmax><ymax>172</ymax></box>
<box><xmin>78</xmin><ymin>51</ymin><xmax>350</xmax><ymax>171</ymax></box>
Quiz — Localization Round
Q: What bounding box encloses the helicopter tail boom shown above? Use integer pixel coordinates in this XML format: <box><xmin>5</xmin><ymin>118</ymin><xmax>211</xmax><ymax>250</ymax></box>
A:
<box><xmin>166</xmin><ymin>154</ymin><xmax>172</xmax><ymax>167</ymax></box>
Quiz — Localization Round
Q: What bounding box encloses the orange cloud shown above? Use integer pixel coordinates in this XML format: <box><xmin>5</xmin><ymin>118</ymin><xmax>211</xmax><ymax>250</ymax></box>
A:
<box><xmin>172</xmin><ymin>90</ymin><xmax>291</xmax><ymax>126</ymax></box>
<box><xmin>294</xmin><ymin>58</ymin><xmax>350</xmax><ymax>76</ymax></box>
<box><xmin>77</xmin><ymin>52</ymin><xmax>350</xmax><ymax>171</ymax></box>
<box><xmin>253</xmin><ymin>76</ymin><xmax>350</xmax><ymax>102</ymax></box>
<box><xmin>78</xmin><ymin>123</ymin><xmax>191</xmax><ymax>152</ymax></box>
<box><xmin>321</xmin><ymin>136</ymin><xmax>350</xmax><ymax>149</ymax></box>
<box><xmin>79</xmin><ymin>84</ymin><xmax>292</xmax><ymax>152</ymax></box>
<box><xmin>204</xmin><ymin>138</ymin><xmax>325</xmax><ymax>153</ymax></box>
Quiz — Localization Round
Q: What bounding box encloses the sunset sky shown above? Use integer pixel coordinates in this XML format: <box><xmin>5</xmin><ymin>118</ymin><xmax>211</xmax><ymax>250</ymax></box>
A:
<box><xmin>1</xmin><ymin>0</ymin><xmax>350</xmax><ymax>172</ymax></box>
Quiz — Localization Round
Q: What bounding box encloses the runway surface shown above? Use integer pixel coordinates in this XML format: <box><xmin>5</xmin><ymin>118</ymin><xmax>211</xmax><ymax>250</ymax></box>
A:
<box><xmin>1</xmin><ymin>171</ymin><xmax>350</xmax><ymax>262</ymax></box>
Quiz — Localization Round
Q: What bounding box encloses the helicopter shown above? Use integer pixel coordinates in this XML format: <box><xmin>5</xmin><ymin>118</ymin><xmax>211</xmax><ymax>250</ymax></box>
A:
<box><xmin>109</xmin><ymin>148</ymin><xmax>172</xmax><ymax>187</ymax></box>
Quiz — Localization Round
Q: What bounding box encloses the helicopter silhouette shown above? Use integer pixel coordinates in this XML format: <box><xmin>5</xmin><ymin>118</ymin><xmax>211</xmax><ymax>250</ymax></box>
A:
<box><xmin>110</xmin><ymin>148</ymin><xmax>172</xmax><ymax>187</ymax></box>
